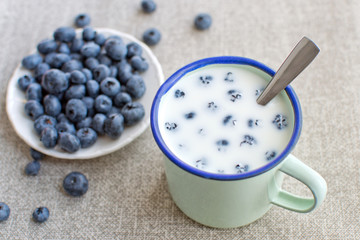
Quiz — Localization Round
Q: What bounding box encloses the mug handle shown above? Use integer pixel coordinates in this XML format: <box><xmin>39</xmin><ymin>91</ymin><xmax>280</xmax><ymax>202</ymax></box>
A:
<box><xmin>268</xmin><ymin>154</ymin><xmax>327</xmax><ymax>213</ymax></box>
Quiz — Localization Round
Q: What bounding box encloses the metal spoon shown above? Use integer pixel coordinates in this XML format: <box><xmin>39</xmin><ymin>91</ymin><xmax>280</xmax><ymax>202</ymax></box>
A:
<box><xmin>256</xmin><ymin>37</ymin><xmax>320</xmax><ymax>105</ymax></box>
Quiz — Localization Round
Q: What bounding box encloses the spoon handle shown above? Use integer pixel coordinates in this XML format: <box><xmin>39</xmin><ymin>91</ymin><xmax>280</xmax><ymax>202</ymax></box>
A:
<box><xmin>256</xmin><ymin>37</ymin><xmax>320</xmax><ymax>105</ymax></box>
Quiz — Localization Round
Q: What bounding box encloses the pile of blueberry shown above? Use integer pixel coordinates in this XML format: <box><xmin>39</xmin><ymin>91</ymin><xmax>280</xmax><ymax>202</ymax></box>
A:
<box><xmin>19</xmin><ymin>14</ymin><xmax>152</xmax><ymax>153</ymax></box>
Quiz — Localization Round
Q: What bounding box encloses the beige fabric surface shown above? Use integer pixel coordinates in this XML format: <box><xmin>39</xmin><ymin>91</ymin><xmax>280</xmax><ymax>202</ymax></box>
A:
<box><xmin>0</xmin><ymin>0</ymin><xmax>359</xmax><ymax>239</ymax></box>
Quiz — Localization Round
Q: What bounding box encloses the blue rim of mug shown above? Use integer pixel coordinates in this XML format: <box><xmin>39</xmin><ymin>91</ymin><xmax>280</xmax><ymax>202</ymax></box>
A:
<box><xmin>150</xmin><ymin>56</ymin><xmax>302</xmax><ymax>180</ymax></box>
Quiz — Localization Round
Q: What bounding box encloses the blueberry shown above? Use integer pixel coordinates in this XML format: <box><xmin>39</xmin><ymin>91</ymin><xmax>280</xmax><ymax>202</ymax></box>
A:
<box><xmin>126</xmin><ymin>75</ymin><xmax>146</xmax><ymax>99</ymax></box>
<box><xmin>265</xmin><ymin>151</ymin><xmax>277</xmax><ymax>161</ymax></box>
<box><xmin>199</xmin><ymin>75</ymin><xmax>213</xmax><ymax>84</ymax></box>
<box><xmin>32</xmin><ymin>207</ymin><xmax>49</xmax><ymax>223</ymax></box>
<box><xmin>56</xmin><ymin>121</ymin><xmax>76</xmax><ymax>134</ymax></box>
<box><xmin>223</xmin><ymin>115</ymin><xmax>235</xmax><ymax>125</ymax></box>
<box><xmin>113</xmin><ymin>92</ymin><xmax>132</xmax><ymax>108</ymax></box>
<box><xmin>194</xmin><ymin>13</ymin><xmax>212</xmax><ymax>30</ymax></box>
<box><xmin>76</xmin><ymin>117</ymin><xmax>93</xmax><ymax>129</ymax></box>
<box><xmin>61</xmin><ymin>59</ymin><xmax>83</xmax><ymax>72</ymax></box>
<box><xmin>130</xmin><ymin>56</ymin><xmax>148</xmax><ymax>72</ymax></box>
<box><xmin>57</xmin><ymin>43</ymin><xmax>70</xmax><ymax>54</ymax></box>
<box><xmin>94</xmin><ymin>33</ymin><xmax>106</xmax><ymax>46</ymax></box>
<box><xmin>65</xmin><ymin>99</ymin><xmax>87</xmax><ymax>123</ymax></box>
<box><xmin>40</xmin><ymin>126</ymin><xmax>58</xmax><ymax>148</ymax></box>
<box><xmin>25</xmin><ymin>160</ymin><xmax>41</xmax><ymax>176</ymax></box>
<box><xmin>109</xmin><ymin>65</ymin><xmax>118</xmax><ymax>78</ymax></box>
<box><xmin>126</xmin><ymin>42</ymin><xmax>142</xmax><ymax>58</ymax></box>
<box><xmin>58</xmin><ymin>132</ymin><xmax>81</xmax><ymax>153</ymax></box>
<box><xmin>255</xmin><ymin>89</ymin><xmax>264</xmax><ymax>96</ymax></box>
<box><xmin>184</xmin><ymin>112</ymin><xmax>196</xmax><ymax>119</ymax></box>
<box><xmin>174</xmin><ymin>89</ymin><xmax>185</xmax><ymax>98</ymax></box>
<box><xmin>54</xmin><ymin>27</ymin><xmax>76</xmax><ymax>43</ymax></box>
<box><xmin>81</xmin><ymin>68</ymin><xmax>92</xmax><ymax>81</ymax></box>
<box><xmin>34</xmin><ymin>63</ymin><xmax>50</xmax><ymax>81</ymax></box>
<box><xmin>57</xmin><ymin>113</ymin><xmax>70</xmax><ymax>123</ymax></box>
<box><xmin>165</xmin><ymin>122</ymin><xmax>177</xmax><ymax>131</ymax></box>
<box><xmin>216</xmin><ymin>139</ymin><xmax>229</xmax><ymax>151</ymax></box>
<box><xmin>82</xmin><ymin>26</ymin><xmax>96</xmax><ymax>41</ymax></box>
<box><xmin>43</xmin><ymin>94</ymin><xmax>61</xmax><ymax>117</ymax></box>
<box><xmin>121</xmin><ymin>102</ymin><xmax>145</xmax><ymax>126</ymax></box>
<box><xmin>22</xmin><ymin>53</ymin><xmax>42</xmax><ymax>70</ymax></box>
<box><xmin>97</xmin><ymin>53</ymin><xmax>112</xmax><ymax>66</ymax></box>
<box><xmin>248</xmin><ymin>119</ymin><xmax>260</xmax><ymax>128</ymax></box>
<box><xmin>240</xmin><ymin>135</ymin><xmax>256</xmax><ymax>146</ymax></box>
<box><xmin>235</xmin><ymin>163</ymin><xmax>249</xmax><ymax>173</ymax></box>
<box><xmin>86</xmin><ymin>80</ymin><xmax>100</xmax><ymax>97</ymax></box>
<box><xmin>74</xmin><ymin>13</ymin><xmax>91</xmax><ymax>28</ymax></box>
<box><xmin>142</xmin><ymin>28</ymin><xmax>161</xmax><ymax>46</ymax></box>
<box><xmin>100</xmin><ymin>77</ymin><xmax>121</xmax><ymax>97</ymax></box>
<box><xmin>107</xmin><ymin>107</ymin><xmax>121</xmax><ymax>117</ymax></box>
<box><xmin>228</xmin><ymin>89</ymin><xmax>242</xmax><ymax>102</ymax></box>
<box><xmin>63</xmin><ymin>172</ymin><xmax>88</xmax><ymax>196</ymax></box>
<box><xmin>195</xmin><ymin>158</ymin><xmax>206</xmax><ymax>169</ymax></box>
<box><xmin>46</xmin><ymin>53</ymin><xmax>71</xmax><ymax>68</ymax></box>
<box><xmin>70</xmin><ymin>38</ymin><xmax>84</xmax><ymax>53</ymax></box>
<box><xmin>26</xmin><ymin>83</ymin><xmax>42</xmax><ymax>101</ymax></box>
<box><xmin>37</xmin><ymin>39</ymin><xmax>57</xmax><ymax>54</ymax></box>
<box><xmin>94</xmin><ymin>94</ymin><xmax>112</xmax><ymax>113</ymax></box>
<box><xmin>30</xmin><ymin>148</ymin><xmax>44</xmax><ymax>161</ymax></box>
<box><xmin>93</xmin><ymin>64</ymin><xmax>110</xmax><ymax>82</ymax></box>
<box><xmin>34</xmin><ymin>115</ymin><xmax>57</xmax><ymax>135</ymax></box>
<box><xmin>24</xmin><ymin>100</ymin><xmax>44</xmax><ymax>120</ymax></box>
<box><xmin>41</xmin><ymin>69</ymin><xmax>68</xmax><ymax>94</ymax></box>
<box><xmin>0</xmin><ymin>202</ymin><xmax>10</xmax><ymax>222</ymax></box>
<box><xmin>81</xmin><ymin>42</ymin><xmax>101</xmax><ymax>58</ymax></box>
<box><xmin>82</xmin><ymin>97</ymin><xmax>95</xmax><ymax>117</ymax></box>
<box><xmin>64</xmin><ymin>84</ymin><xmax>86</xmax><ymax>100</ymax></box>
<box><xmin>84</xmin><ymin>57</ymin><xmax>100</xmax><ymax>70</ymax></box>
<box><xmin>104</xmin><ymin>113</ymin><xmax>125</xmax><ymax>138</ymax></box>
<box><xmin>224</xmin><ymin>72</ymin><xmax>234</xmax><ymax>82</ymax></box>
<box><xmin>116</xmin><ymin>62</ymin><xmax>132</xmax><ymax>84</ymax></box>
<box><xmin>77</xmin><ymin>128</ymin><xmax>97</xmax><ymax>148</ymax></box>
<box><xmin>273</xmin><ymin>114</ymin><xmax>288</xmax><ymax>130</ymax></box>
<box><xmin>18</xmin><ymin>75</ymin><xmax>35</xmax><ymax>91</ymax></box>
<box><xmin>91</xmin><ymin>113</ymin><xmax>106</xmax><ymax>135</ymax></box>
<box><xmin>104</xmin><ymin>38</ymin><xmax>127</xmax><ymax>61</ymax></box>
<box><xmin>141</xmin><ymin>0</ymin><xmax>156</xmax><ymax>13</ymax></box>
<box><xmin>207</xmin><ymin>101</ymin><xmax>218</xmax><ymax>111</ymax></box>
<box><xmin>69</xmin><ymin>70</ymin><xmax>87</xmax><ymax>84</ymax></box>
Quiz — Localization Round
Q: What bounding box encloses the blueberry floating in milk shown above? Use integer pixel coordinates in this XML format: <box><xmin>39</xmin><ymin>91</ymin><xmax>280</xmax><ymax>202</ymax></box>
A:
<box><xmin>175</xmin><ymin>89</ymin><xmax>185</xmax><ymax>98</ymax></box>
<box><xmin>199</xmin><ymin>75</ymin><xmax>213</xmax><ymax>84</ymax></box>
<box><xmin>216</xmin><ymin>139</ymin><xmax>229</xmax><ymax>151</ymax></box>
<box><xmin>224</xmin><ymin>72</ymin><xmax>234</xmax><ymax>82</ymax></box>
<box><xmin>273</xmin><ymin>114</ymin><xmax>288</xmax><ymax>130</ymax></box>
<box><xmin>195</xmin><ymin>158</ymin><xmax>207</xmax><ymax>169</ymax></box>
<box><xmin>265</xmin><ymin>151</ymin><xmax>277</xmax><ymax>161</ymax></box>
<box><xmin>227</xmin><ymin>89</ymin><xmax>242</xmax><ymax>102</ymax></box>
<box><xmin>165</xmin><ymin>122</ymin><xmax>178</xmax><ymax>131</ymax></box>
<box><xmin>207</xmin><ymin>101</ymin><xmax>218</xmax><ymax>111</ymax></box>
<box><xmin>248</xmin><ymin>119</ymin><xmax>260</xmax><ymax>128</ymax></box>
<box><xmin>223</xmin><ymin>115</ymin><xmax>237</xmax><ymax>126</ymax></box>
<box><xmin>235</xmin><ymin>163</ymin><xmax>249</xmax><ymax>173</ymax></box>
<box><xmin>240</xmin><ymin>135</ymin><xmax>256</xmax><ymax>146</ymax></box>
<box><xmin>184</xmin><ymin>112</ymin><xmax>196</xmax><ymax>119</ymax></box>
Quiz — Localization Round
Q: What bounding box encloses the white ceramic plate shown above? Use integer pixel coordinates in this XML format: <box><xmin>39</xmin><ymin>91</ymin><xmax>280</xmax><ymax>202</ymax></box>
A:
<box><xmin>6</xmin><ymin>28</ymin><xmax>164</xmax><ymax>159</ymax></box>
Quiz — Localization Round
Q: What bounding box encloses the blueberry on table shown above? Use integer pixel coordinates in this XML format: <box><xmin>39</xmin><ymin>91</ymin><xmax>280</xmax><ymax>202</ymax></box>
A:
<box><xmin>30</xmin><ymin>148</ymin><xmax>44</xmax><ymax>161</ymax></box>
<box><xmin>70</xmin><ymin>38</ymin><xmax>84</xmax><ymax>53</ymax></box>
<box><xmin>94</xmin><ymin>94</ymin><xmax>112</xmax><ymax>114</ymax></box>
<box><xmin>32</xmin><ymin>207</ymin><xmax>49</xmax><ymax>223</ymax></box>
<box><xmin>86</xmin><ymin>80</ymin><xmax>100</xmax><ymax>98</ymax></box>
<box><xmin>100</xmin><ymin>77</ymin><xmax>121</xmax><ymax>97</ymax></box>
<box><xmin>141</xmin><ymin>0</ymin><xmax>157</xmax><ymax>13</ymax></box>
<box><xmin>142</xmin><ymin>28</ymin><xmax>161</xmax><ymax>46</ymax></box>
<box><xmin>85</xmin><ymin>57</ymin><xmax>100</xmax><ymax>71</ymax></box>
<box><xmin>93</xmin><ymin>64</ymin><xmax>110</xmax><ymax>82</ymax></box>
<box><xmin>97</xmin><ymin>53</ymin><xmax>112</xmax><ymax>66</ymax></box>
<box><xmin>126</xmin><ymin>75</ymin><xmax>146</xmax><ymax>99</ymax></box>
<box><xmin>65</xmin><ymin>99</ymin><xmax>87</xmax><ymax>123</ymax></box>
<box><xmin>76</xmin><ymin>117</ymin><xmax>93</xmax><ymax>129</ymax></box>
<box><xmin>63</xmin><ymin>172</ymin><xmax>89</xmax><ymax>197</ymax></box>
<box><xmin>104</xmin><ymin>113</ymin><xmax>125</xmax><ymax>138</ymax></box>
<box><xmin>121</xmin><ymin>102</ymin><xmax>145</xmax><ymax>126</ymax></box>
<box><xmin>25</xmin><ymin>160</ymin><xmax>41</xmax><ymax>176</ymax></box>
<box><xmin>45</xmin><ymin>53</ymin><xmax>71</xmax><ymax>69</ymax></box>
<box><xmin>54</xmin><ymin>27</ymin><xmax>76</xmax><ymax>43</ymax></box>
<box><xmin>94</xmin><ymin>33</ymin><xmax>106</xmax><ymax>46</ymax></box>
<box><xmin>116</xmin><ymin>62</ymin><xmax>133</xmax><ymax>84</ymax></box>
<box><xmin>77</xmin><ymin>128</ymin><xmax>97</xmax><ymax>148</ymax></box>
<box><xmin>273</xmin><ymin>114</ymin><xmax>288</xmax><ymax>130</ymax></box>
<box><xmin>26</xmin><ymin>83</ymin><xmax>42</xmax><ymax>101</ymax></box>
<box><xmin>41</xmin><ymin>69</ymin><xmax>69</xmax><ymax>94</ymax></box>
<box><xmin>70</xmin><ymin>70</ymin><xmax>87</xmax><ymax>84</ymax></box>
<box><xmin>81</xmin><ymin>42</ymin><xmax>101</xmax><ymax>58</ymax></box>
<box><xmin>82</xmin><ymin>26</ymin><xmax>96</xmax><ymax>41</ymax></box>
<box><xmin>81</xmin><ymin>68</ymin><xmax>93</xmax><ymax>81</ymax></box>
<box><xmin>126</xmin><ymin>42</ymin><xmax>143</xmax><ymax>58</ymax></box>
<box><xmin>74</xmin><ymin>13</ymin><xmax>91</xmax><ymax>28</ymax></box>
<box><xmin>64</xmin><ymin>84</ymin><xmax>86</xmax><ymax>100</ymax></box>
<box><xmin>0</xmin><ymin>202</ymin><xmax>10</xmax><ymax>222</ymax></box>
<box><xmin>22</xmin><ymin>53</ymin><xmax>42</xmax><ymax>70</ymax></box>
<box><xmin>194</xmin><ymin>13</ymin><xmax>212</xmax><ymax>30</ymax></box>
<box><xmin>130</xmin><ymin>55</ymin><xmax>149</xmax><ymax>72</ymax></box>
<box><xmin>104</xmin><ymin>38</ymin><xmax>127</xmax><ymax>61</ymax></box>
<box><xmin>56</xmin><ymin>121</ymin><xmax>76</xmax><ymax>135</ymax></box>
<box><xmin>91</xmin><ymin>113</ymin><xmax>107</xmax><ymax>135</ymax></box>
<box><xmin>114</xmin><ymin>92</ymin><xmax>132</xmax><ymax>108</ymax></box>
<box><xmin>24</xmin><ymin>100</ymin><xmax>44</xmax><ymax>120</ymax></box>
<box><xmin>34</xmin><ymin>63</ymin><xmax>50</xmax><ymax>81</ymax></box>
<box><xmin>40</xmin><ymin>127</ymin><xmax>58</xmax><ymax>148</ymax></box>
<box><xmin>61</xmin><ymin>59</ymin><xmax>84</xmax><ymax>72</ymax></box>
<box><xmin>34</xmin><ymin>115</ymin><xmax>57</xmax><ymax>135</ymax></box>
<box><xmin>57</xmin><ymin>42</ymin><xmax>70</xmax><ymax>54</ymax></box>
<box><xmin>17</xmin><ymin>75</ymin><xmax>35</xmax><ymax>91</ymax></box>
<box><xmin>43</xmin><ymin>94</ymin><xmax>62</xmax><ymax>117</ymax></box>
<box><xmin>37</xmin><ymin>39</ymin><xmax>57</xmax><ymax>54</ymax></box>
<box><xmin>58</xmin><ymin>132</ymin><xmax>81</xmax><ymax>153</ymax></box>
